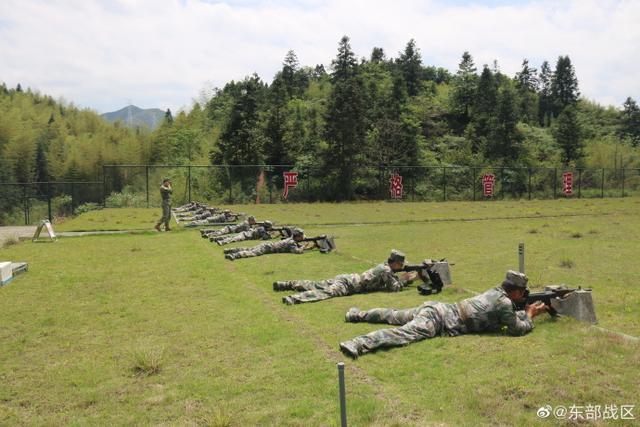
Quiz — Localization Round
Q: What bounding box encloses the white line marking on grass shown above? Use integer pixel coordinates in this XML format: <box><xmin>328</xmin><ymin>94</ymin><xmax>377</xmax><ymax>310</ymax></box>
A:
<box><xmin>297</xmin><ymin>212</ymin><xmax>615</xmax><ymax>228</ymax></box>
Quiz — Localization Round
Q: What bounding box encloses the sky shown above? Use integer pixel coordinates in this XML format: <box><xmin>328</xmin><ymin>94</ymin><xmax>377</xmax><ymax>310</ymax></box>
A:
<box><xmin>0</xmin><ymin>0</ymin><xmax>638</xmax><ymax>114</ymax></box>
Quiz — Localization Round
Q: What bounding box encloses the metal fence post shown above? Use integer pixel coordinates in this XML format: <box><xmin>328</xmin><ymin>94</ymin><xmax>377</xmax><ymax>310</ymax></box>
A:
<box><xmin>146</xmin><ymin>165</ymin><xmax>150</xmax><ymax>208</ymax></box>
<box><xmin>71</xmin><ymin>182</ymin><xmax>76</xmax><ymax>214</ymax></box>
<box><xmin>23</xmin><ymin>184</ymin><xmax>28</xmax><ymax>225</ymax></box>
<box><xmin>621</xmin><ymin>168</ymin><xmax>625</xmax><ymax>197</ymax></box>
<box><xmin>578</xmin><ymin>169</ymin><xmax>582</xmax><ymax>199</ymax></box>
<box><xmin>188</xmin><ymin>165</ymin><xmax>192</xmax><ymax>203</ymax></box>
<box><xmin>528</xmin><ymin>168</ymin><xmax>532</xmax><ymax>200</ymax></box>
<box><xmin>47</xmin><ymin>181</ymin><xmax>52</xmax><ymax>221</ymax></box>
<box><xmin>601</xmin><ymin>168</ymin><xmax>605</xmax><ymax>198</ymax></box>
<box><xmin>442</xmin><ymin>167</ymin><xmax>446</xmax><ymax>201</ymax></box>
<box><xmin>473</xmin><ymin>167</ymin><xmax>477</xmax><ymax>201</ymax></box>
<box><xmin>228</xmin><ymin>166</ymin><xmax>233</xmax><ymax>204</ymax></box>
<box><xmin>553</xmin><ymin>168</ymin><xmax>557</xmax><ymax>199</ymax></box>
<box><xmin>102</xmin><ymin>166</ymin><xmax>107</xmax><ymax>207</ymax></box>
<box><xmin>501</xmin><ymin>167</ymin><xmax>505</xmax><ymax>200</ymax></box>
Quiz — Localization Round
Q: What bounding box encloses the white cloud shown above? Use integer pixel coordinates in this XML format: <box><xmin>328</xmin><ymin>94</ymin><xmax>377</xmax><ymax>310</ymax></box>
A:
<box><xmin>0</xmin><ymin>0</ymin><xmax>637</xmax><ymax>113</ymax></box>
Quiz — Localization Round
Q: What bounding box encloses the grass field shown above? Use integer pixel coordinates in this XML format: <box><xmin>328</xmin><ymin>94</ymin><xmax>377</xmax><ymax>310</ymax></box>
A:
<box><xmin>1</xmin><ymin>199</ymin><xmax>639</xmax><ymax>425</ymax></box>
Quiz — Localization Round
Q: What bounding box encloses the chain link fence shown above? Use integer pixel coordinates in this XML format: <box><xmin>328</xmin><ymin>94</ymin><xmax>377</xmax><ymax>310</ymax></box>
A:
<box><xmin>103</xmin><ymin>165</ymin><xmax>640</xmax><ymax>206</ymax></box>
<box><xmin>1</xmin><ymin>166</ymin><xmax>638</xmax><ymax>225</ymax></box>
<box><xmin>0</xmin><ymin>181</ymin><xmax>103</xmax><ymax>225</ymax></box>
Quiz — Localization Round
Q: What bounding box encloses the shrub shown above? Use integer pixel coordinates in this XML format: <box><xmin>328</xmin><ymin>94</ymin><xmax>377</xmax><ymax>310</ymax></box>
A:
<box><xmin>131</xmin><ymin>347</ymin><xmax>164</xmax><ymax>376</ymax></box>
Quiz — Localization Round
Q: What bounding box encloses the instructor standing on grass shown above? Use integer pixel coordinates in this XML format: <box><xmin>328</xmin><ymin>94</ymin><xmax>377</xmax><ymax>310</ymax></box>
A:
<box><xmin>155</xmin><ymin>178</ymin><xmax>172</xmax><ymax>232</ymax></box>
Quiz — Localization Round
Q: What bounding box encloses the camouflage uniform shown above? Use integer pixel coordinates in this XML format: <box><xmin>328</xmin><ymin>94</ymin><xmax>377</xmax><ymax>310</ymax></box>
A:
<box><xmin>224</xmin><ymin>237</ymin><xmax>304</xmax><ymax>260</ymax></box>
<box><xmin>185</xmin><ymin>213</ymin><xmax>236</xmax><ymax>228</ymax></box>
<box><xmin>276</xmin><ymin>263</ymin><xmax>406</xmax><ymax>305</ymax></box>
<box><xmin>340</xmin><ymin>285</ymin><xmax>533</xmax><ymax>358</ymax></box>
<box><xmin>157</xmin><ymin>184</ymin><xmax>172</xmax><ymax>229</ymax></box>
<box><xmin>203</xmin><ymin>220</ymin><xmax>252</xmax><ymax>238</ymax></box>
<box><xmin>216</xmin><ymin>226</ymin><xmax>271</xmax><ymax>245</ymax></box>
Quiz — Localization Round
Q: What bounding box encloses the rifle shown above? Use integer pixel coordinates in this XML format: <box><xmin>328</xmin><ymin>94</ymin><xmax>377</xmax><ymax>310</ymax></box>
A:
<box><xmin>513</xmin><ymin>285</ymin><xmax>592</xmax><ymax>319</ymax></box>
<box><xmin>271</xmin><ymin>226</ymin><xmax>294</xmax><ymax>238</ymax></box>
<box><xmin>399</xmin><ymin>259</ymin><xmax>453</xmax><ymax>295</ymax></box>
<box><xmin>299</xmin><ymin>235</ymin><xmax>337</xmax><ymax>253</ymax></box>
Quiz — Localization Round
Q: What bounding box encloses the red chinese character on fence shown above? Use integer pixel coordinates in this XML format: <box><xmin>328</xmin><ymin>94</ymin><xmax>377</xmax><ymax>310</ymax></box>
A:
<box><xmin>282</xmin><ymin>171</ymin><xmax>298</xmax><ymax>199</ymax></box>
<box><xmin>389</xmin><ymin>173</ymin><xmax>404</xmax><ymax>199</ymax></box>
<box><xmin>563</xmin><ymin>172</ymin><xmax>573</xmax><ymax>196</ymax></box>
<box><xmin>482</xmin><ymin>173</ymin><xmax>496</xmax><ymax>197</ymax></box>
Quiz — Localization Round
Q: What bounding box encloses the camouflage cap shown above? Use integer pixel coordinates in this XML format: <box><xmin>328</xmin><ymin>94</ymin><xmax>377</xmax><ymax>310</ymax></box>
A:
<box><xmin>388</xmin><ymin>249</ymin><xmax>406</xmax><ymax>265</ymax></box>
<box><xmin>247</xmin><ymin>215</ymin><xmax>256</xmax><ymax>221</ymax></box>
<box><xmin>263</xmin><ymin>220</ymin><xmax>273</xmax><ymax>229</ymax></box>
<box><xmin>292</xmin><ymin>227</ymin><xmax>304</xmax><ymax>237</ymax></box>
<box><xmin>504</xmin><ymin>270</ymin><xmax>528</xmax><ymax>288</ymax></box>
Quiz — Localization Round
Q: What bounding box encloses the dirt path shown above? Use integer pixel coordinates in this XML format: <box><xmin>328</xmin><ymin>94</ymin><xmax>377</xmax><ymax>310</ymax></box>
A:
<box><xmin>0</xmin><ymin>226</ymin><xmax>36</xmax><ymax>247</ymax></box>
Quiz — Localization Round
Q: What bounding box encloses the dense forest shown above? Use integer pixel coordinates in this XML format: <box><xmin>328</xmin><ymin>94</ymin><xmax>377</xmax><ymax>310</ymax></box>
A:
<box><xmin>2</xmin><ymin>36</ymin><xmax>640</xmax><ymax>202</ymax></box>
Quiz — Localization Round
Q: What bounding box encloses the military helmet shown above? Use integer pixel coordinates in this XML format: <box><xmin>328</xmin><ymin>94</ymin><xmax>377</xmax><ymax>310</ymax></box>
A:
<box><xmin>247</xmin><ymin>215</ymin><xmax>256</xmax><ymax>222</ymax></box>
<box><xmin>263</xmin><ymin>220</ymin><xmax>273</xmax><ymax>229</ymax></box>
<box><xmin>388</xmin><ymin>249</ymin><xmax>406</xmax><ymax>265</ymax></box>
<box><xmin>292</xmin><ymin>227</ymin><xmax>304</xmax><ymax>237</ymax></box>
<box><xmin>503</xmin><ymin>270</ymin><xmax>528</xmax><ymax>289</ymax></box>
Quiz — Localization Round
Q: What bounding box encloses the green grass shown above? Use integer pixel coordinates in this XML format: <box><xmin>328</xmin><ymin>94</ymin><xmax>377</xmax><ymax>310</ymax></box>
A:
<box><xmin>1</xmin><ymin>198</ymin><xmax>639</xmax><ymax>425</ymax></box>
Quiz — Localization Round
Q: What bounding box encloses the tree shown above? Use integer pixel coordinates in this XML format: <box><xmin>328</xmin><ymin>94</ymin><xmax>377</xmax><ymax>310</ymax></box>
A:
<box><xmin>397</xmin><ymin>39</ymin><xmax>423</xmax><ymax>97</ymax></box>
<box><xmin>324</xmin><ymin>36</ymin><xmax>366</xmax><ymax>200</ymax></box>
<box><xmin>551</xmin><ymin>55</ymin><xmax>579</xmax><ymax>116</ymax></box>
<box><xmin>164</xmin><ymin>108</ymin><xmax>174</xmax><ymax>125</ymax></box>
<box><xmin>213</xmin><ymin>74</ymin><xmax>267</xmax><ymax>183</ymax></box>
<box><xmin>264</xmin><ymin>76</ymin><xmax>289</xmax><ymax>165</ymax></box>
<box><xmin>473</xmin><ymin>65</ymin><xmax>498</xmax><ymax>142</ymax></box>
<box><xmin>621</xmin><ymin>97</ymin><xmax>640</xmax><ymax>146</ymax></box>
<box><xmin>553</xmin><ymin>105</ymin><xmax>583</xmax><ymax>165</ymax></box>
<box><xmin>281</xmin><ymin>50</ymin><xmax>308</xmax><ymax>97</ymax></box>
<box><xmin>486</xmin><ymin>85</ymin><xmax>523</xmax><ymax>162</ymax></box>
<box><xmin>515</xmin><ymin>59</ymin><xmax>538</xmax><ymax>124</ymax></box>
<box><xmin>370</xmin><ymin>47</ymin><xmax>385</xmax><ymax>63</ymax></box>
<box><xmin>537</xmin><ymin>61</ymin><xmax>553</xmax><ymax>126</ymax></box>
<box><xmin>451</xmin><ymin>51</ymin><xmax>478</xmax><ymax>127</ymax></box>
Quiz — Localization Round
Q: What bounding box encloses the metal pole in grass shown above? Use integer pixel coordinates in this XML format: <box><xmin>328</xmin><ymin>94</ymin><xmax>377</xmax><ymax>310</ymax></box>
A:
<box><xmin>578</xmin><ymin>169</ymin><xmax>582</xmax><ymax>199</ymax></box>
<box><xmin>518</xmin><ymin>243</ymin><xmax>525</xmax><ymax>274</ymax></box>
<box><xmin>528</xmin><ymin>168</ymin><xmax>532</xmax><ymax>200</ymax></box>
<box><xmin>188</xmin><ymin>165</ymin><xmax>192</xmax><ymax>203</ymax></box>
<box><xmin>146</xmin><ymin>165</ymin><xmax>150</xmax><ymax>208</ymax></box>
<box><xmin>442</xmin><ymin>167</ymin><xmax>446</xmax><ymax>201</ymax></box>
<box><xmin>622</xmin><ymin>168</ymin><xmax>625</xmax><ymax>197</ymax></box>
<box><xmin>23</xmin><ymin>184</ymin><xmax>28</xmax><ymax>225</ymax></box>
<box><xmin>47</xmin><ymin>181</ymin><xmax>52</xmax><ymax>222</ymax></box>
<box><xmin>473</xmin><ymin>167</ymin><xmax>477</xmax><ymax>201</ymax></box>
<box><xmin>338</xmin><ymin>362</ymin><xmax>347</xmax><ymax>427</ymax></box>
<box><xmin>601</xmin><ymin>168</ymin><xmax>605</xmax><ymax>198</ymax></box>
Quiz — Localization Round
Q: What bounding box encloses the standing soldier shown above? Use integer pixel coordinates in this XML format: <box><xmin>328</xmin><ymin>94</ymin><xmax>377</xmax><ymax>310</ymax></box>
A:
<box><xmin>338</xmin><ymin>270</ymin><xmax>548</xmax><ymax>359</ymax></box>
<box><xmin>155</xmin><ymin>178</ymin><xmax>172</xmax><ymax>232</ymax></box>
<box><xmin>273</xmin><ymin>250</ymin><xmax>416</xmax><ymax>305</ymax></box>
<box><xmin>224</xmin><ymin>228</ymin><xmax>306</xmax><ymax>260</ymax></box>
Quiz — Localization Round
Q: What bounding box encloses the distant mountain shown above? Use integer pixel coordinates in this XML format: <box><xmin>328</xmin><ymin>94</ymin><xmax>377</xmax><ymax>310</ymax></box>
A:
<box><xmin>101</xmin><ymin>105</ymin><xmax>165</xmax><ymax>130</ymax></box>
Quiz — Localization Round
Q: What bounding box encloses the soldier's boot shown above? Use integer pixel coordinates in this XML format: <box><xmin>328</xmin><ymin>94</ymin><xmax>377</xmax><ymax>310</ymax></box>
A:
<box><xmin>339</xmin><ymin>341</ymin><xmax>360</xmax><ymax>359</ymax></box>
<box><xmin>273</xmin><ymin>281</ymin><xmax>294</xmax><ymax>291</ymax></box>
<box><xmin>164</xmin><ymin>225</ymin><xmax>171</xmax><ymax>232</ymax></box>
<box><xmin>345</xmin><ymin>307</ymin><xmax>363</xmax><ymax>323</ymax></box>
<box><xmin>282</xmin><ymin>296</ymin><xmax>299</xmax><ymax>305</ymax></box>
<box><xmin>225</xmin><ymin>254</ymin><xmax>235</xmax><ymax>261</ymax></box>
<box><xmin>154</xmin><ymin>223</ymin><xmax>161</xmax><ymax>232</ymax></box>
<box><xmin>215</xmin><ymin>240</ymin><xmax>225</xmax><ymax>246</ymax></box>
